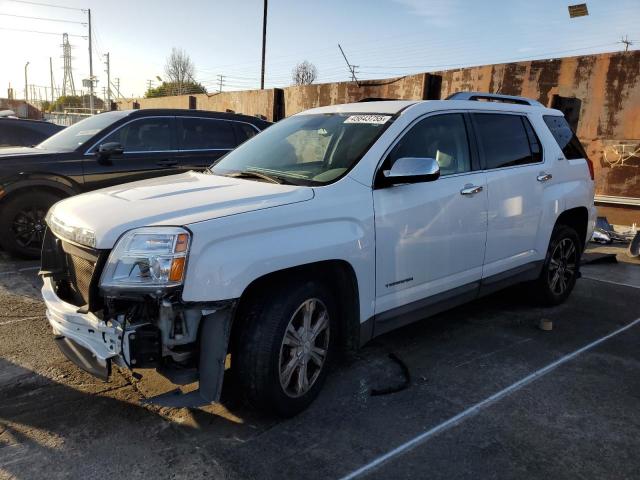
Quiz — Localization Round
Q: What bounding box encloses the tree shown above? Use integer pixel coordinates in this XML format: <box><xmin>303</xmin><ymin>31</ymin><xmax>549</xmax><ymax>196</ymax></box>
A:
<box><xmin>164</xmin><ymin>47</ymin><xmax>196</xmax><ymax>95</ymax></box>
<box><xmin>145</xmin><ymin>81</ymin><xmax>206</xmax><ymax>98</ymax></box>
<box><xmin>291</xmin><ymin>60</ymin><xmax>318</xmax><ymax>85</ymax></box>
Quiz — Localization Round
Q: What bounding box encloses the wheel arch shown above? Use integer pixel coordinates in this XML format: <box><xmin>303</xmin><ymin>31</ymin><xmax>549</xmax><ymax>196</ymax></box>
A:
<box><xmin>0</xmin><ymin>177</ymin><xmax>77</xmax><ymax>207</ymax></box>
<box><xmin>230</xmin><ymin>260</ymin><xmax>361</xmax><ymax>355</ymax></box>
<box><xmin>554</xmin><ymin>206</ymin><xmax>589</xmax><ymax>251</ymax></box>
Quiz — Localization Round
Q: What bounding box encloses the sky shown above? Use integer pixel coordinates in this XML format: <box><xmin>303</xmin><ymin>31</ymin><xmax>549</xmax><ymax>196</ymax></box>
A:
<box><xmin>1</xmin><ymin>0</ymin><xmax>638</xmax><ymax>101</ymax></box>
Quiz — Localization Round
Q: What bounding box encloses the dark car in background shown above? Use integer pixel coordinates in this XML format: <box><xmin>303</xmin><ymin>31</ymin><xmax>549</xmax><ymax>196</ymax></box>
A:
<box><xmin>0</xmin><ymin>116</ymin><xmax>65</xmax><ymax>147</ymax></box>
<box><xmin>0</xmin><ymin>109</ymin><xmax>271</xmax><ymax>257</ymax></box>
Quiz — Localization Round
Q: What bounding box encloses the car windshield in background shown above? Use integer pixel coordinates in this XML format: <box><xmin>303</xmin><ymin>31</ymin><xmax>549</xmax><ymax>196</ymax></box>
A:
<box><xmin>211</xmin><ymin>113</ymin><xmax>392</xmax><ymax>185</ymax></box>
<box><xmin>36</xmin><ymin>111</ymin><xmax>129</xmax><ymax>152</ymax></box>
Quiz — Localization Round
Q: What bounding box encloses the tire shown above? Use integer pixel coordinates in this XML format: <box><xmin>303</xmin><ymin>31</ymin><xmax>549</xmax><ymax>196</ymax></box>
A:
<box><xmin>532</xmin><ymin>225</ymin><xmax>582</xmax><ymax>306</ymax></box>
<box><xmin>235</xmin><ymin>279</ymin><xmax>337</xmax><ymax>417</ymax></box>
<box><xmin>0</xmin><ymin>190</ymin><xmax>62</xmax><ymax>258</ymax></box>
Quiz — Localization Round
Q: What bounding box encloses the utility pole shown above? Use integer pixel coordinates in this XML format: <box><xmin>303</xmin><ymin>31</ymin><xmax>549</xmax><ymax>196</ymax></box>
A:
<box><xmin>146</xmin><ymin>79</ymin><xmax>153</xmax><ymax>92</ymax></box>
<box><xmin>24</xmin><ymin>61</ymin><xmax>29</xmax><ymax>103</ymax></box>
<box><xmin>49</xmin><ymin>57</ymin><xmax>55</xmax><ymax>104</ymax></box>
<box><xmin>217</xmin><ymin>74</ymin><xmax>225</xmax><ymax>93</ymax></box>
<box><xmin>620</xmin><ymin>35</ymin><xmax>633</xmax><ymax>52</ymax></box>
<box><xmin>338</xmin><ymin>44</ymin><xmax>359</xmax><ymax>85</ymax></box>
<box><xmin>104</xmin><ymin>52</ymin><xmax>111</xmax><ymax>109</ymax></box>
<box><xmin>87</xmin><ymin>8</ymin><xmax>94</xmax><ymax>114</ymax></box>
<box><xmin>260</xmin><ymin>0</ymin><xmax>267</xmax><ymax>89</ymax></box>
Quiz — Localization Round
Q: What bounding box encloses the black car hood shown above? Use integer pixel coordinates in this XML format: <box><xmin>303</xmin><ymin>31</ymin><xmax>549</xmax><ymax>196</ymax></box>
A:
<box><xmin>0</xmin><ymin>146</ymin><xmax>51</xmax><ymax>157</ymax></box>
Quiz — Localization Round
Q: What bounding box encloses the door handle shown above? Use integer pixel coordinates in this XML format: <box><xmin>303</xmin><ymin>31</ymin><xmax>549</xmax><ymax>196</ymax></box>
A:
<box><xmin>537</xmin><ymin>173</ymin><xmax>552</xmax><ymax>182</ymax></box>
<box><xmin>460</xmin><ymin>184</ymin><xmax>483</xmax><ymax>196</ymax></box>
<box><xmin>157</xmin><ymin>159</ymin><xmax>178</xmax><ymax>167</ymax></box>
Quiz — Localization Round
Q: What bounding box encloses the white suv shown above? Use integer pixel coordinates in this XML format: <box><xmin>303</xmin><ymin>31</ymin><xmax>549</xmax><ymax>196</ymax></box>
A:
<box><xmin>41</xmin><ymin>92</ymin><xmax>596</xmax><ymax>416</ymax></box>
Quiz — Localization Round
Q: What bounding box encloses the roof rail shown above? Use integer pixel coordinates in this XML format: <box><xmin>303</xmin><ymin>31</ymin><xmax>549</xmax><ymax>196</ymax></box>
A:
<box><xmin>446</xmin><ymin>92</ymin><xmax>544</xmax><ymax>107</ymax></box>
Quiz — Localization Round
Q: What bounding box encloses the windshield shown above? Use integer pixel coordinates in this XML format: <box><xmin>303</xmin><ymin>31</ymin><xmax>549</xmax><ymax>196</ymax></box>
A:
<box><xmin>211</xmin><ymin>113</ymin><xmax>392</xmax><ymax>185</ymax></box>
<box><xmin>37</xmin><ymin>111</ymin><xmax>130</xmax><ymax>152</ymax></box>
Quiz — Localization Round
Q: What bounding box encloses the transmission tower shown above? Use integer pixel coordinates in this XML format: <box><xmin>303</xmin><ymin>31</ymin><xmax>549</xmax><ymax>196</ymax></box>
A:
<box><xmin>61</xmin><ymin>33</ymin><xmax>76</xmax><ymax>96</ymax></box>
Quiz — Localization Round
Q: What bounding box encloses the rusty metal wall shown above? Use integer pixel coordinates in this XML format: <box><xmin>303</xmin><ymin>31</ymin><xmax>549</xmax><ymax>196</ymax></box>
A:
<box><xmin>281</xmin><ymin>73</ymin><xmax>428</xmax><ymax>116</ymax></box>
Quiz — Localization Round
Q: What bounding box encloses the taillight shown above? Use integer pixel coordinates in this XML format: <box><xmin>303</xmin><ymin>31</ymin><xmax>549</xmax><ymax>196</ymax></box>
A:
<box><xmin>585</xmin><ymin>156</ymin><xmax>594</xmax><ymax>180</ymax></box>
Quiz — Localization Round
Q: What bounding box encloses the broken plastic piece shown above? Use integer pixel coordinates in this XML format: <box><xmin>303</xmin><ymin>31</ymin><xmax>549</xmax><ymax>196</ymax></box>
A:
<box><xmin>629</xmin><ymin>231</ymin><xmax>640</xmax><ymax>258</ymax></box>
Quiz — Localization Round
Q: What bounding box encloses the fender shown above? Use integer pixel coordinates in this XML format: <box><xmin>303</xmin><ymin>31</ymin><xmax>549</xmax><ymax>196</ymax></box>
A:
<box><xmin>182</xmin><ymin>177</ymin><xmax>377</xmax><ymax>323</ymax></box>
<box><xmin>0</xmin><ymin>172</ymin><xmax>81</xmax><ymax>201</ymax></box>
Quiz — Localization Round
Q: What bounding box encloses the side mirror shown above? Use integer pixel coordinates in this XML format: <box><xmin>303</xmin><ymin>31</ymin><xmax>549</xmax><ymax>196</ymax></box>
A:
<box><xmin>383</xmin><ymin>157</ymin><xmax>440</xmax><ymax>185</ymax></box>
<box><xmin>96</xmin><ymin>142</ymin><xmax>124</xmax><ymax>160</ymax></box>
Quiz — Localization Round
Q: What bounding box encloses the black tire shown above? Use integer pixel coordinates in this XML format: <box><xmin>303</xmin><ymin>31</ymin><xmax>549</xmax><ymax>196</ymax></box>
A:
<box><xmin>235</xmin><ymin>279</ymin><xmax>337</xmax><ymax>417</ymax></box>
<box><xmin>0</xmin><ymin>190</ymin><xmax>62</xmax><ymax>258</ymax></box>
<box><xmin>532</xmin><ymin>225</ymin><xmax>582</xmax><ymax>306</ymax></box>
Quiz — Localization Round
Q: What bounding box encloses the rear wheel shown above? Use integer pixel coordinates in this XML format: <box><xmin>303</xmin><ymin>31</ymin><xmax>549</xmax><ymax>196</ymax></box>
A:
<box><xmin>235</xmin><ymin>279</ymin><xmax>336</xmax><ymax>417</ymax></box>
<box><xmin>0</xmin><ymin>191</ymin><xmax>62</xmax><ymax>258</ymax></box>
<box><xmin>532</xmin><ymin>225</ymin><xmax>582</xmax><ymax>306</ymax></box>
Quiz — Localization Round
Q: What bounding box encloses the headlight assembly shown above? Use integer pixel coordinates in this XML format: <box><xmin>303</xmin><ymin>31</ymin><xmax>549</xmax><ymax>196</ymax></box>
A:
<box><xmin>46</xmin><ymin>212</ymin><xmax>96</xmax><ymax>248</ymax></box>
<box><xmin>100</xmin><ymin>227</ymin><xmax>190</xmax><ymax>291</ymax></box>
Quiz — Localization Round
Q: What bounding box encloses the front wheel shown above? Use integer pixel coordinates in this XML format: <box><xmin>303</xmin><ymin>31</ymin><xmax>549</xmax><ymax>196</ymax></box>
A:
<box><xmin>532</xmin><ymin>225</ymin><xmax>582</xmax><ymax>306</ymax></box>
<box><xmin>235</xmin><ymin>279</ymin><xmax>336</xmax><ymax>417</ymax></box>
<box><xmin>0</xmin><ymin>191</ymin><xmax>62</xmax><ymax>258</ymax></box>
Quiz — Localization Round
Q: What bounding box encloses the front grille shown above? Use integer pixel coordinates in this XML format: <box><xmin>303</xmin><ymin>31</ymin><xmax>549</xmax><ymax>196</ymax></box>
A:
<box><xmin>67</xmin><ymin>252</ymin><xmax>96</xmax><ymax>306</ymax></box>
<box><xmin>41</xmin><ymin>228</ymin><xmax>108</xmax><ymax>310</ymax></box>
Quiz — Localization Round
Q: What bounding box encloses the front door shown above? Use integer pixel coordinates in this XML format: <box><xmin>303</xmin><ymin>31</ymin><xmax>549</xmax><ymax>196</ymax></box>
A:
<box><xmin>373</xmin><ymin>113</ymin><xmax>488</xmax><ymax>327</ymax></box>
<box><xmin>83</xmin><ymin>116</ymin><xmax>179</xmax><ymax>190</ymax></box>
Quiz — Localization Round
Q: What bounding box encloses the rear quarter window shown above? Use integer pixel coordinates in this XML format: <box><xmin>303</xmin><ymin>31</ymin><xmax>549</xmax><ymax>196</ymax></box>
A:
<box><xmin>543</xmin><ymin>115</ymin><xmax>588</xmax><ymax>160</ymax></box>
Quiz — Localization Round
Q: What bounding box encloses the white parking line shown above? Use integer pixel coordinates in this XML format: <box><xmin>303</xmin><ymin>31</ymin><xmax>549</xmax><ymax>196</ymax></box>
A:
<box><xmin>339</xmin><ymin>317</ymin><xmax>640</xmax><ymax>480</ymax></box>
<box><xmin>0</xmin><ymin>316</ymin><xmax>42</xmax><ymax>327</ymax></box>
<box><xmin>581</xmin><ymin>275</ymin><xmax>640</xmax><ymax>289</ymax></box>
<box><xmin>18</xmin><ymin>266</ymin><xmax>40</xmax><ymax>272</ymax></box>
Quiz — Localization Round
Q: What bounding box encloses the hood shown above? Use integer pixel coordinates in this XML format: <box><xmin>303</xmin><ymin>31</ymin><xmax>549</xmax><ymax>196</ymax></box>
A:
<box><xmin>48</xmin><ymin>171</ymin><xmax>314</xmax><ymax>249</ymax></box>
<box><xmin>0</xmin><ymin>146</ymin><xmax>51</xmax><ymax>157</ymax></box>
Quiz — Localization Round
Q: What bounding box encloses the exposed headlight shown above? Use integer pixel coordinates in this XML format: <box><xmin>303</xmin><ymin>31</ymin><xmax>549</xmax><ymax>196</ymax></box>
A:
<box><xmin>46</xmin><ymin>212</ymin><xmax>96</xmax><ymax>248</ymax></box>
<box><xmin>100</xmin><ymin>227</ymin><xmax>190</xmax><ymax>291</ymax></box>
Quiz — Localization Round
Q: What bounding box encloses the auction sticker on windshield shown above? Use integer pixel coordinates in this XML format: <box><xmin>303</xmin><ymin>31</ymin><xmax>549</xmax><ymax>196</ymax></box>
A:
<box><xmin>344</xmin><ymin>114</ymin><xmax>392</xmax><ymax>124</ymax></box>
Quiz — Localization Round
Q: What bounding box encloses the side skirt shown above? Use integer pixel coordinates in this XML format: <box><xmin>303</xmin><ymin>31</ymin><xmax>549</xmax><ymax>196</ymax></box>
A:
<box><xmin>361</xmin><ymin>260</ymin><xmax>543</xmax><ymax>345</ymax></box>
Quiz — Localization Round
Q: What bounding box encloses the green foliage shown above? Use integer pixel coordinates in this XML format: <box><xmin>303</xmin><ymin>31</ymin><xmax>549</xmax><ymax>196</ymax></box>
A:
<box><xmin>48</xmin><ymin>95</ymin><xmax>104</xmax><ymax>112</ymax></box>
<box><xmin>145</xmin><ymin>81</ymin><xmax>207</xmax><ymax>98</ymax></box>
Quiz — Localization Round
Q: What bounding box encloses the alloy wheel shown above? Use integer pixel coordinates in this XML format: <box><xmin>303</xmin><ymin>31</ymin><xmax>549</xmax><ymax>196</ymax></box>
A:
<box><xmin>278</xmin><ymin>298</ymin><xmax>330</xmax><ymax>398</ymax></box>
<box><xmin>12</xmin><ymin>206</ymin><xmax>47</xmax><ymax>249</ymax></box>
<box><xmin>547</xmin><ymin>237</ymin><xmax>577</xmax><ymax>295</ymax></box>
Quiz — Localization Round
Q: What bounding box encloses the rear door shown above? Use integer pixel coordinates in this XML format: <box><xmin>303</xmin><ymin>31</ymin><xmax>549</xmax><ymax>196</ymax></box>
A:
<box><xmin>83</xmin><ymin>116</ymin><xmax>179</xmax><ymax>190</ymax></box>
<box><xmin>471</xmin><ymin>112</ymin><xmax>548</xmax><ymax>278</ymax></box>
<box><xmin>175</xmin><ymin>117</ymin><xmax>239</xmax><ymax>171</ymax></box>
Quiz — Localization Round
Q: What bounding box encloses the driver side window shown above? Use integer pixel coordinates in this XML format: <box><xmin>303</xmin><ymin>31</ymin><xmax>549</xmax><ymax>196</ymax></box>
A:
<box><xmin>101</xmin><ymin>117</ymin><xmax>172</xmax><ymax>152</ymax></box>
<box><xmin>387</xmin><ymin>113</ymin><xmax>471</xmax><ymax>176</ymax></box>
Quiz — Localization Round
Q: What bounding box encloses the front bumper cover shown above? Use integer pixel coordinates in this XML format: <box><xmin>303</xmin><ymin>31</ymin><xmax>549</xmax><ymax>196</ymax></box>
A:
<box><xmin>42</xmin><ymin>277</ymin><xmax>120</xmax><ymax>378</ymax></box>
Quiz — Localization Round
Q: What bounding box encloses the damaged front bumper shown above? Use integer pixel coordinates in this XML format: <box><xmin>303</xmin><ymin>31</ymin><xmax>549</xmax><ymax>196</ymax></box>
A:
<box><xmin>42</xmin><ymin>276</ymin><xmax>236</xmax><ymax>407</ymax></box>
<box><xmin>42</xmin><ymin>277</ymin><xmax>120</xmax><ymax>379</ymax></box>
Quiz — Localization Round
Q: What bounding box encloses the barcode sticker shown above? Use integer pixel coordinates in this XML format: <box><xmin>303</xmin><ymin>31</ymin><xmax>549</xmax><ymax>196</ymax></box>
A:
<box><xmin>344</xmin><ymin>115</ymin><xmax>391</xmax><ymax>125</ymax></box>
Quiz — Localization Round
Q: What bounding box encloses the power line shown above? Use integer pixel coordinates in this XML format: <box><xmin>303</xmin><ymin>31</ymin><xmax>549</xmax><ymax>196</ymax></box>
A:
<box><xmin>0</xmin><ymin>13</ymin><xmax>87</xmax><ymax>25</ymax></box>
<box><xmin>0</xmin><ymin>26</ymin><xmax>86</xmax><ymax>38</ymax></box>
<box><xmin>8</xmin><ymin>0</ymin><xmax>86</xmax><ymax>11</ymax></box>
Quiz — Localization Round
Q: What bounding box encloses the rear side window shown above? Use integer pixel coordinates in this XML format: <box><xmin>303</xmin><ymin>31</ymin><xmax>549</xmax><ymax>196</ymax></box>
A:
<box><xmin>473</xmin><ymin>113</ymin><xmax>541</xmax><ymax>169</ymax></box>
<box><xmin>543</xmin><ymin>115</ymin><xmax>588</xmax><ymax>160</ymax></box>
<box><xmin>233</xmin><ymin>122</ymin><xmax>259</xmax><ymax>144</ymax></box>
<box><xmin>180</xmin><ymin>118</ymin><xmax>236</xmax><ymax>150</ymax></box>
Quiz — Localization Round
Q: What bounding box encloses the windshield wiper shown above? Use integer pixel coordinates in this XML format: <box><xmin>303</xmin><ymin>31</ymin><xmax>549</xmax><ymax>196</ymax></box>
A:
<box><xmin>224</xmin><ymin>170</ymin><xmax>284</xmax><ymax>184</ymax></box>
